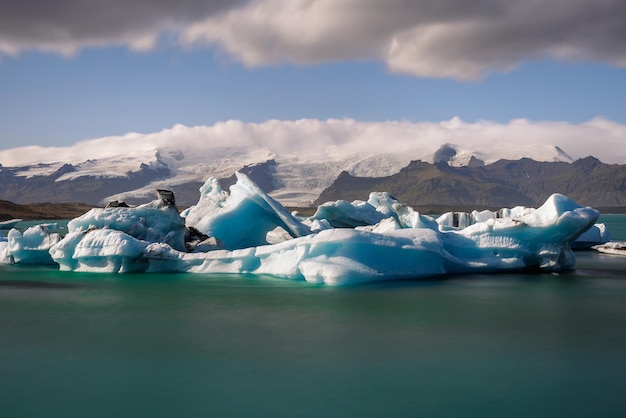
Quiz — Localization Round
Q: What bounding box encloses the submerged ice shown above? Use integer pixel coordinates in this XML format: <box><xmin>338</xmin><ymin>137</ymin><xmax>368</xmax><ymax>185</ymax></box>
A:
<box><xmin>2</xmin><ymin>172</ymin><xmax>601</xmax><ymax>285</ymax></box>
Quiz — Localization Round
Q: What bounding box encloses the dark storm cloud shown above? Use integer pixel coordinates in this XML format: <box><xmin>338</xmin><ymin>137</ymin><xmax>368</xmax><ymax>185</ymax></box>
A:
<box><xmin>0</xmin><ymin>0</ymin><xmax>242</xmax><ymax>54</ymax></box>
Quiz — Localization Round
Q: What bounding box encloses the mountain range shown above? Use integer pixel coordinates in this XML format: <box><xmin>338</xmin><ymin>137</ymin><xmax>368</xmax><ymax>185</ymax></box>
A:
<box><xmin>0</xmin><ymin>141</ymin><xmax>624</xmax><ymax>210</ymax></box>
<box><xmin>317</xmin><ymin>156</ymin><xmax>626</xmax><ymax>208</ymax></box>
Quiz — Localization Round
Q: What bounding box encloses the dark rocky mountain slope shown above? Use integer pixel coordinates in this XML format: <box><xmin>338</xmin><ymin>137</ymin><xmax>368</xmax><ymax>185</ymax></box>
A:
<box><xmin>0</xmin><ymin>159</ymin><xmax>277</xmax><ymax>207</ymax></box>
<box><xmin>0</xmin><ymin>162</ymin><xmax>170</xmax><ymax>205</ymax></box>
<box><xmin>316</xmin><ymin>157</ymin><xmax>626</xmax><ymax>208</ymax></box>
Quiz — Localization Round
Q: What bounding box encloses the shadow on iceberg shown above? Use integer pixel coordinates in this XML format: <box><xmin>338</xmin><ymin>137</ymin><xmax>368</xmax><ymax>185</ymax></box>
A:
<box><xmin>1</xmin><ymin>172</ymin><xmax>601</xmax><ymax>286</ymax></box>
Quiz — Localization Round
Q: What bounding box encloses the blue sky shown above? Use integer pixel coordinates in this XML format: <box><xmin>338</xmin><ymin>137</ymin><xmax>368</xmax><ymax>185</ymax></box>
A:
<box><xmin>1</xmin><ymin>0</ymin><xmax>625</xmax><ymax>150</ymax></box>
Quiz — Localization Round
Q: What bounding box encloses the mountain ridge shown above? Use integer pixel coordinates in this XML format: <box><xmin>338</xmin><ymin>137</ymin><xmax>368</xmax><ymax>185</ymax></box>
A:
<box><xmin>1</xmin><ymin>140</ymin><xmax>624</xmax><ymax>208</ymax></box>
<box><xmin>315</xmin><ymin>156</ymin><xmax>626</xmax><ymax>208</ymax></box>
<box><xmin>0</xmin><ymin>137</ymin><xmax>580</xmax><ymax>207</ymax></box>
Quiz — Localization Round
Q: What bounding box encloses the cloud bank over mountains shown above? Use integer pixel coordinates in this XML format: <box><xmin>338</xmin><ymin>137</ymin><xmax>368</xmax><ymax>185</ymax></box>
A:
<box><xmin>2</xmin><ymin>0</ymin><xmax>626</xmax><ymax>80</ymax></box>
<box><xmin>1</xmin><ymin>117</ymin><xmax>624</xmax><ymax>168</ymax></box>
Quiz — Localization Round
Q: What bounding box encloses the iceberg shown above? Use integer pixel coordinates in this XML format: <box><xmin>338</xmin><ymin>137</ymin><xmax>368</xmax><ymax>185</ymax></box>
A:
<box><xmin>593</xmin><ymin>241</ymin><xmax>626</xmax><ymax>256</ymax></box>
<box><xmin>49</xmin><ymin>196</ymin><xmax>189</xmax><ymax>272</ymax></box>
<box><xmin>440</xmin><ymin>194</ymin><xmax>596</xmax><ymax>273</ymax></box>
<box><xmin>572</xmin><ymin>223</ymin><xmax>611</xmax><ymax>249</ymax></box>
<box><xmin>139</xmin><ymin>227</ymin><xmax>446</xmax><ymax>285</ymax></box>
<box><xmin>310</xmin><ymin>192</ymin><xmax>439</xmax><ymax>231</ymax></box>
<box><xmin>0</xmin><ymin>231</ymin><xmax>9</xmax><ymax>264</ymax></box>
<box><xmin>435</xmin><ymin>206</ymin><xmax>609</xmax><ymax>249</ymax></box>
<box><xmin>0</xmin><ymin>218</ymin><xmax>23</xmax><ymax>229</ymax></box>
<box><xmin>5</xmin><ymin>224</ymin><xmax>62</xmax><ymax>265</ymax></box>
<box><xmin>182</xmin><ymin>173</ymin><xmax>311</xmax><ymax>250</ymax></box>
<box><xmin>42</xmin><ymin>172</ymin><xmax>599</xmax><ymax>285</ymax></box>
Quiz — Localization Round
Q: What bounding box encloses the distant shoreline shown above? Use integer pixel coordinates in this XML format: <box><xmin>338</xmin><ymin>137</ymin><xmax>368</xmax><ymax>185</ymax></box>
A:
<box><xmin>0</xmin><ymin>201</ymin><xmax>95</xmax><ymax>221</ymax></box>
<box><xmin>3</xmin><ymin>200</ymin><xmax>626</xmax><ymax>222</ymax></box>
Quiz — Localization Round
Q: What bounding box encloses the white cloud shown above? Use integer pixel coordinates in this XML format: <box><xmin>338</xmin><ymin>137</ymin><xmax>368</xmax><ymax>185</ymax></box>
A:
<box><xmin>181</xmin><ymin>0</ymin><xmax>626</xmax><ymax>80</ymax></box>
<box><xmin>1</xmin><ymin>117</ymin><xmax>625</xmax><ymax>167</ymax></box>
<box><xmin>2</xmin><ymin>1</ymin><xmax>626</xmax><ymax>80</ymax></box>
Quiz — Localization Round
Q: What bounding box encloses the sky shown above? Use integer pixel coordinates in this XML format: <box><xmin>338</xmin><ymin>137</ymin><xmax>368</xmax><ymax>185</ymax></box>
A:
<box><xmin>1</xmin><ymin>0</ymin><xmax>626</xmax><ymax>160</ymax></box>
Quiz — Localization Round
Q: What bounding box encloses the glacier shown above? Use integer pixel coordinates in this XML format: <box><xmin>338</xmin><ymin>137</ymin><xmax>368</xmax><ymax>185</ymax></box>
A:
<box><xmin>1</xmin><ymin>173</ymin><xmax>600</xmax><ymax>285</ymax></box>
<box><xmin>1</xmin><ymin>120</ymin><xmax>588</xmax><ymax>208</ymax></box>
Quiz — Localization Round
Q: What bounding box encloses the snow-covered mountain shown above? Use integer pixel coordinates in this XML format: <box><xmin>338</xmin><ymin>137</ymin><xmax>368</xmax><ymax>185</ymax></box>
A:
<box><xmin>0</xmin><ymin>142</ymin><xmax>575</xmax><ymax>206</ymax></box>
<box><xmin>0</xmin><ymin>118</ymin><xmax>623</xmax><ymax>206</ymax></box>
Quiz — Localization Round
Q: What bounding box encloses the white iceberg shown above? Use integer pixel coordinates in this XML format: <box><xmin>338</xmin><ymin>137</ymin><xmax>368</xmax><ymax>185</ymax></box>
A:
<box><xmin>141</xmin><ymin>227</ymin><xmax>446</xmax><ymax>285</ymax></box>
<box><xmin>45</xmin><ymin>173</ymin><xmax>599</xmax><ymax>285</ymax></box>
<box><xmin>310</xmin><ymin>192</ymin><xmax>438</xmax><ymax>231</ymax></box>
<box><xmin>592</xmin><ymin>241</ymin><xmax>626</xmax><ymax>256</ymax></box>
<box><xmin>5</xmin><ymin>224</ymin><xmax>62</xmax><ymax>265</ymax></box>
<box><xmin>0</xmin><ymin>231</ymin><xmax>9</xmax><ymax>264</ymax></box>
<box><xmin>49</xmin><ymin>197</ymin><xmax>189</xmax><ymax>272</ymax></box>
<box><xmin>436</xmin><ymin>205</ymin><xmax>609</xmax><ymax>249</ymax></box>
<box><xmin>438</xmin><ymin>206</ymin><xmax>542</xmax><ymax>230</ymax></box>
<box><xmin>0</xmin><ymin>218</ymin><xmax>23</xmax><ymax>229</ymax></box>
<box><xmin>440</xmin><ymin>194</ymin><xmax>596</xmax><ymax>273</ymax></box>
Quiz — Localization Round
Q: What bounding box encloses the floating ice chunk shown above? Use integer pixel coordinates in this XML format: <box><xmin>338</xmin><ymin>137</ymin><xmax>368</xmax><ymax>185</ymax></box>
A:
<box><xmin>48</xmin><ymin>171</ymin><xmax>599</xmax><ymax>285</ymax></box>
<box><xmin>7</xmin><ymin>224</ymin><xmax>62</xmax><ymax>264</ymax></box>
<box><xmin>367</xmin><ymin>192</ymin><xmax>400</xmax><ymax>218</ymax></box>
<box><xmin>0</xmin><ymin>219</ymin><xmax>23</xmax><ymax>229</ymax></box>
<box><xmin>143</xmin><ymin>228</ymin><xmax>446</xmax><ymax>286</ymax></box>
<box><xmin>51</xmin><ymin>228</ymin><xmax>150</xmax><ymax>272</ymax></box>
<box><xmin>50</xmin><ymin>194</ymin><xmax>190</xmax><ymax>269</ymax></box>
<box><xmin>498</xmin><ymin>206</ymin><xmax>535</xmax><ymax>219</ymax></box>
<box><xmin>519</xmin><ymin>193</ymin><xmax>584</xmax><ymax>227</ymax></box>
<box><xmin>179</xmin><ymin>177</ymin><xmax>229</xmax><ymax>225</ymax></box>
<box><xmin>310</xmin><ymin>191</ymin><xmax>437</xmax><ymax>231</ymax></box>
<box><xmin>351</xmin><ymin>203</ymin><xmax>439</xmax><ymax>233</ymax></box>
<box><xmin>303</xmin><ymin>218</ymin><xmax>332</xmax><ymax>232</ymax></box>
<box><xmin>266</xmin><ymin>226</ymin><xmax>294</xmax><ymax>245</ymax></box>
<box><xmin>67</xmin><ymin>198</ymin><xmax>188</xmax><ymax>252</ymax></box>
<box><xmin>437</xmin><ymin>211</ymin><xmax>472</xmax><ymax>230</ymax></box>
<box><xmin>471</xmin><ymin>210</ymin><xmax>496</xmax><ymax>224</ymax></box>
<box><xmin>292</xmin><ymin>231</ymin><xmax>444</xmax><ymax>285</ymax></box>
<box><xmin>310</xmin><ymin>198</ymin><xmax>388</xmax><ymax>228</ymax></box>
<box><xmin>573</xmin><ymin>223</ymin><xmax>611</xmax><ymax>249</ymax></box>
<box><xmin>184</xmin><ymin>172</ymin><xmax>311</xmax><ymax>250</ymax></box>
<box><xmin>593</xmin><ymin>241</ymin><xmax>626</xmax><ymax>255</ymax></box>
<box><xmin>51</xmin><ymin>221</ymin><xmax>446</xmax><ymax>285</ymax></box>
<box><xmin>393</xmin><ymin>204</ymin><xmax>439</xmax><ymax>230</ymax></box>
<box><xmin>437</xmin><ymin>197</ymin><xmax>598</xmax><ymax>236</ymax></box>
<box><xmin>441</xmin><ymin>194</ymin><xmax>599</xmax><ymax>273</ymax></box>
<box><xmin>438</xmin><ymin>209</ymin><xmax>514</xmax><ymax>230</ymax></box>
<box><xmin>356</xmin><ymin>217</ymin><xmax>401</xmax><ymax>233</ymax></box>
<box><xmin>0</xmin><ymin>231</ymin><xmax>9</xmax><ymax>264</ymax></box>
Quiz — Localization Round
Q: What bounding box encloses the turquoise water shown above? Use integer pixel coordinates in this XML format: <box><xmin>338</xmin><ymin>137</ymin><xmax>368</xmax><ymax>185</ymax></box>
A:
<box><xmin>1</xmin><ymin>215</ymin><xmax>626</xmax><ymax>417</ymax></box>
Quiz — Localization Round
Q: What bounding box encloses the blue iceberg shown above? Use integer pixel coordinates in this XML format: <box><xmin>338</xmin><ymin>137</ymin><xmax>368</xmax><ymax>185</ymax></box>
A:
<box><xmin>29</xmin><ymin>172</ymin><xmax>598</xmax><ymax>285</ymax></box>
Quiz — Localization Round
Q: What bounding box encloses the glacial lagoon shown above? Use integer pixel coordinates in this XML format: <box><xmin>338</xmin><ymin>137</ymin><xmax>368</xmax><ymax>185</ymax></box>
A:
<box><xmin>1</xmin><ymin>215</ymin><xmax>626</xmax><ymax>417</ymax></box>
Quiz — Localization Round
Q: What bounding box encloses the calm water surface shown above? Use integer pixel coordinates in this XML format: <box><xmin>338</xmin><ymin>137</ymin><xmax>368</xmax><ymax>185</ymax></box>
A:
<box><xmin>1</xmin><ymin>215</ymin><xmax>626</xmax><ymax>417</ymax></box>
